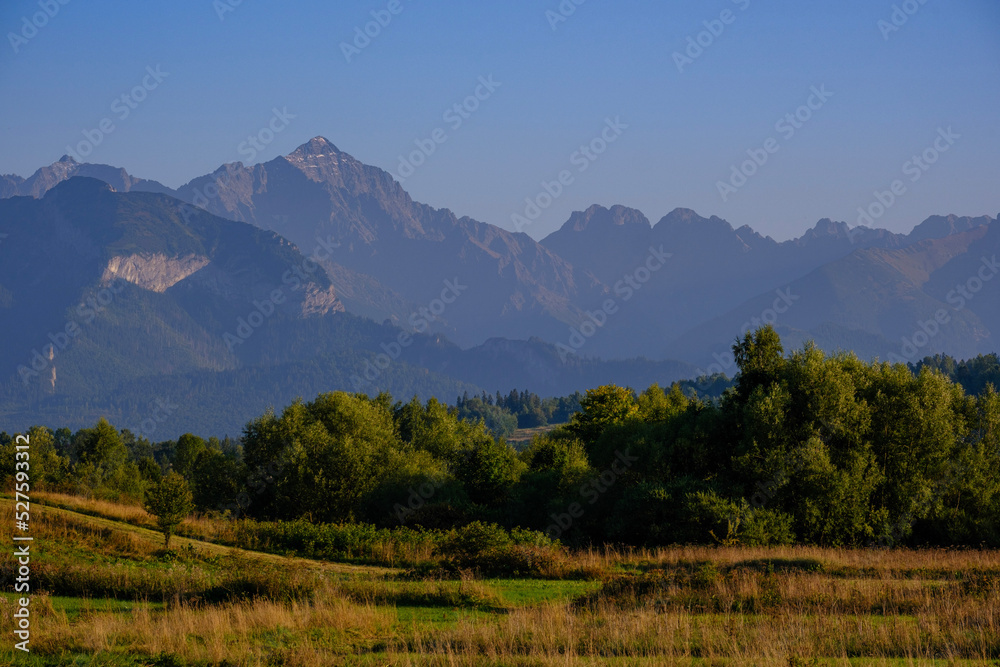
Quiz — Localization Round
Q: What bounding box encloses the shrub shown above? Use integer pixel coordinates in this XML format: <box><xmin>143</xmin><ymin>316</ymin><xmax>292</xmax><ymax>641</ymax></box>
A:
<box><xmin>685</xmin><ymin>490</ymin><xmax>795</xmax><ymax>546</ymax></box>
<box><xmin>434</xmin><ymin>521</ymin><xmax>561</xmax><ymax>576</ymax></box>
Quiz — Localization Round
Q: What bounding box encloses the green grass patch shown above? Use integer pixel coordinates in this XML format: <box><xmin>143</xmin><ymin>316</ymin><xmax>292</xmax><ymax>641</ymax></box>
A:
<box><xmin>486</xmin><ymin>578</ymin><xmax>600</xmax><ymax>606</ymax></box>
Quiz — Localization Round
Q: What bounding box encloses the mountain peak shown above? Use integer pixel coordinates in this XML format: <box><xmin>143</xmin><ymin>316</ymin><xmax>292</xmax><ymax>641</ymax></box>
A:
<box><xmin>806</xmin><ymin>218</ymin><xmax>850</xmax><ymax>237</ymax></box>
<box><xmin>289</xmin><ymin>136</ymin><xmax>342</xmax><ymax>157</ymax></box>
<box><xmin>655</xmin><ymin>207</ymin><xmax>734</xmax><ymax>233</ymax></box>
<box><xmin>908</xmin><ymin>213</ymin><xmax>994</xmax><ymax>242</ymax></box>
<box><xmin>282</xmin><ymin>137</ymin><xmax>351</xmax><ymax>183</ymax></box>
<box><xmin>57</xmin><ymin>154</ymin><xmax>78</xmax><ymax>164</ymax></box>
<box><xmin>558</xmin><ymin>204</ymin><xmax>651</xmax><ymax>233</ymax></box>
<box><xmin>661</xmin><ymin>207</ymin><xmax>702</xmax><ymax>223</ymax></box>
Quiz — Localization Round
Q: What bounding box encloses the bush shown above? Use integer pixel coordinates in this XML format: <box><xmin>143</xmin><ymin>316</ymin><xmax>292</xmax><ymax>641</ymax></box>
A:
<box><xmin>435</xmin><ymin>521</ymin><xmax>562</xmax><ymax>577</ymax></box>
<box><xmin>685</xmin><ymin>490</ymin><xmax>795</xmax><ymax>546</ymax></box>
<box><xmin>229</xmin><ymin>518</ymin><xmax>440</xmax><ymax>566</ymax></box>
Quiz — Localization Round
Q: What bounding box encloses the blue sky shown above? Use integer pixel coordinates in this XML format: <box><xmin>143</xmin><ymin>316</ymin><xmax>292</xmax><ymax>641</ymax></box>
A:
<box><xmin>1</xmin><ymin>0</ymin><xmax>998</xmax><ymax>241</ymax></box>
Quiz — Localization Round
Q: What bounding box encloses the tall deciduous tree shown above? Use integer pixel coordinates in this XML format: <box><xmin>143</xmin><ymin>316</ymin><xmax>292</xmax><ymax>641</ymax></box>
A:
<box><xmin>242</xmin><ymin>392</ymin><xmax>407</xmax><ymax>522</ymax></box>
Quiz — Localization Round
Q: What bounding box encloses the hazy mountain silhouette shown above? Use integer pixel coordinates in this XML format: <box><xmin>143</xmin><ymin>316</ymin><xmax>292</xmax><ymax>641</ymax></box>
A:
<box><xmin>3</xmin><ymin>140</ymin><xmax>995</xmax><ymax>376</ymax></box>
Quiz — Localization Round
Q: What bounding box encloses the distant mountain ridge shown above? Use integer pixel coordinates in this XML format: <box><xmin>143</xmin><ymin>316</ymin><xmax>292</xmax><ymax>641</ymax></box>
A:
<box><xmin>1</xmin><ymin>155</ymin><xmax>174</xmax><ymax>198</ymax></box>
<box><xmin>3</xmin><ymin>140</ymin><xmax>996</xmax><ymax>369</ymax></box>
<box><xmin>0</xmin><ymin>177</ymin><xmax>694</xmax><ymax>437</ymax></box>
<box><xmin>668</xmin><ymin>221</ymin><xmax>1000</xmax><ymax>369</ymax></box>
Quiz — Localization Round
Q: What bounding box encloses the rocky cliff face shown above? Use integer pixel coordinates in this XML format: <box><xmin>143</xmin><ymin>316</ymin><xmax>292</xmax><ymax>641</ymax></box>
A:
<box><xmin>102</xmin><ymin>253</ymin><xmax>211</xmax><ymax>292</ymax></box>
<box><xmin>0</xmin><ymin>178</ymin><xmax>347</xmax><ymax>387</ymax></box>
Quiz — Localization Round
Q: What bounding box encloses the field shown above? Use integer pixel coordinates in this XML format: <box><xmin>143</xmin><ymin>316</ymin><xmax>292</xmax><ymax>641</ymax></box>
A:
<box><xmin>2</xmin><ymin>495</ymin><xmax>1000</xmax><ymax>666</ymax></box>
<box><xmin>506</xmin><ymin>424</ymin><xmax>565</xmax><ymax>449</ymax></box>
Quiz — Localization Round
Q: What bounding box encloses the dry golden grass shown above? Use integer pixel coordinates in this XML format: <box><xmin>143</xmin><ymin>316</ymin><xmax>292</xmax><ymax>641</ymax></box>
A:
<box><xmin>411</xmin><ymin>600</ymin><xmax>1000</xmax><ymax>664</ymax></box>
<box><xmin>14</xmin><ymin>581</ymin><xmax>998</xmax><ymax>665</ymax></box>
<box><xmin>29</xmin><ymin>590</ymin><xmax>394</xmax><ymax>664</ymax></box>
<box><xmin>573</xmin><ymin>543</ymin><xmax>1000</xmax><ymax>576</ymax></box>
<box><xmin>32</xmin><ymin>490</ymin><xmax>226</xmax><ymax>538</ymax></box>
<box><xmin>3</xmin><ymin>497</ymin><xmax>398</xmax><ymax>580</ymax></box>
<box><xmin>6</xmin><ymin>493</ymin><xmax>1000</xmax><ymax>665</ymax></box>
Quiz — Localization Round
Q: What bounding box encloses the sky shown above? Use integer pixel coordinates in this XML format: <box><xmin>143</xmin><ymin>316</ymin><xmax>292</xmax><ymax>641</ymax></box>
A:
<box><xmin>1</xmin><ymin>0</ymin><xmax>998</xmax><ymax>242</ymax></box>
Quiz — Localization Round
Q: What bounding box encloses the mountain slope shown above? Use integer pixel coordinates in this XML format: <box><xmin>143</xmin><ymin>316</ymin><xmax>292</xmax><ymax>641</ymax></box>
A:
<box><xmin>3</xmin><ymin>145</ymin><xmax>995</xmax><ymax>371</ymax></box>
<box><xmin>1</xmin><ymin>155</ymin><xmax>174</xmax><ymax>198</ymax></box>
<box><xmin>0</xmin><ymin>177</ymin><xmax>343</xmax><ymax>390</ymax></box>
<box><xmin>172</xmin><ymin>137</ymin><xmax>599</xmax><ymax>346</ymax></box>
<box><xmin>0</xmin><ymin>178</ymin><xmax>694</xmax><ymax>437</ymax></box>
<box><xmin>540</xmin><ymin>205</ymin><xmax>995</xmax><ymax>359</ymax></box>
<box><xmin>667</xmin><ymin>222</ymin><xmax>999</xmax><ymax>367</ymax></box>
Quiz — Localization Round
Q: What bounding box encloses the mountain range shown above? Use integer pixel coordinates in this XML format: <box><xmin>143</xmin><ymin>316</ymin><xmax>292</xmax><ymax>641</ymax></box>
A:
<box><xmin>1</xmin><ymin>138</ymin><xmax>996</xmax><ymax>436</ymax></box>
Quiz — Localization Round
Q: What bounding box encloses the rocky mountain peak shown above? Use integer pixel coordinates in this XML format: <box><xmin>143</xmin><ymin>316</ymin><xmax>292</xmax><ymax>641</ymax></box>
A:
<box><xmin>799</xmin><ymin>218</ymin><xmax>851</xmax><ymax>242</ymax></box>
<box><xmin>559</xmin><ymin>204</ymin><xmax>651</xmax><ymax>233</ymax></box>
<box><xmin>282</xmin><ymin>137</ymin><xmax>353</xmax><ymax>184</ymax></box>
<box><xmin>909</xmin><ymin>214</ymin><xmax>995</xmax><ymax>242</ymax></box>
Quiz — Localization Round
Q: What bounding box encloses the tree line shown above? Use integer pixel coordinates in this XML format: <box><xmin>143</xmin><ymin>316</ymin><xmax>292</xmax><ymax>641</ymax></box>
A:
<box><xmin>455</xmin><ymin>390</ymin><xmax>582</xmax><ymax>438</ymax></box>
<box><xmin>3</xmin><ymin>326</ymin><xmax>999</xmax><ymax>547</ymax></box>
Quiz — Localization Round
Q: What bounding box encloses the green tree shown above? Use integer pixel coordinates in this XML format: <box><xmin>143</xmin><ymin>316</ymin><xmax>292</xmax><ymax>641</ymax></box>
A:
<box><xmin>144</xmin><ymin>471</ymin><xmax>193</xmax><ymax>548</ymax></box>
<box><xmin>567</xmin><ymin>384</ymin><xmax>638</xmax><ymax>446</ymax></box>
<box><xmin>189</xmin><ymin>445</ymin><xmax>244</xmax><ymax>511</ymax></box>
<box><xmin>242</xmin><ymin>392</ymin><xmax>407</xmax><ymax>522</ymax></box>
<box><xmin>733</xmin><ymin>325</ymin><xmax>785</xmax><ymax>400</ymax></box>
<box><xmin>74</xmin><ymin>418</ymin><xmax>129</xmax><ymax>491</ymax></box>
<box><xmin>456</xmin><ymin>437</ymin><xmax>526</xmax><ymax>507</ymax></box>
<box><xmin>636</xmin><ymin>383</ymin><xmax>689</xmax><ymax>421</ymax></box>
<box><xmin>173</xmin><ymin>433</ymin><xmax>207</xmax><ymax>478</ymax></box>
<box><xmin>0</xmin><ymin>426</ymin><xmax>70</xmax><ymax>491</ymax></box>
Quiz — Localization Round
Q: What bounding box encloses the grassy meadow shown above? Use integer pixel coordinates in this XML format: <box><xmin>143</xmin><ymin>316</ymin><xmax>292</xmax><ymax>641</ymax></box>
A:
<box><xmin>2</xmin><ymin>494</ymin><xmax>1000</xmax><ymax>666</ymax></box>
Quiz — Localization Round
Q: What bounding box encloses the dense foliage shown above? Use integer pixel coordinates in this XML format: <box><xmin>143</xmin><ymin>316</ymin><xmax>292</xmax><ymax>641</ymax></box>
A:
<box><xmin>914</xmin><ymin>353</ymin><xmax>1000</xmax><ymax>397</ymax></box>
<box><xmin>4</xmin><ymin>327</ymin><xmax>999</xmax><ymax>548</ymax></box>
<box><xmin>455</xmin><ymin>390</ymin><xmax>582</xmax><ymax>438</ymax></box>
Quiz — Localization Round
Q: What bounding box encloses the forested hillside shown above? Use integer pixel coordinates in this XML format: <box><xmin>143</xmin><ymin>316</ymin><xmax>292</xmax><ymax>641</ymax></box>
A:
<box><xmin>5</xmin><ymin>327</ymin><xmax>998</xmax><ymax>548</ymax></box>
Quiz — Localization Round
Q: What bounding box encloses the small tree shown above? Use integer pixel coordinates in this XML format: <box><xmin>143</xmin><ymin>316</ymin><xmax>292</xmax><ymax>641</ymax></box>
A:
<box><xmin>144</xmin><ymin>471</ymin><xmax>193</xmax><ymax>548</ymax></box>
